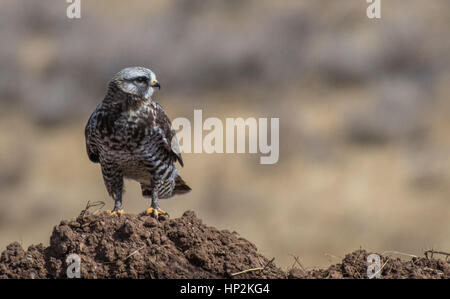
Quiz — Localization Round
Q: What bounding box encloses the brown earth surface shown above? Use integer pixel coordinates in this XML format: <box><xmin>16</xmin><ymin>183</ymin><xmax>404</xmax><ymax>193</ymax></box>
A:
<box><xmin>0</xmin><ymin>210</ymin><xmax>448</xmax><ymax>279</ymax></box>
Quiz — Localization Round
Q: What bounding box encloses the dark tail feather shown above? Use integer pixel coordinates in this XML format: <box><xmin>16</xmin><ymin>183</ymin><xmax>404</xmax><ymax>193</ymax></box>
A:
<box><xmin>174</xmin><ymin>175</ymin><xmax>191</xmax><ymax>195</ymax></box>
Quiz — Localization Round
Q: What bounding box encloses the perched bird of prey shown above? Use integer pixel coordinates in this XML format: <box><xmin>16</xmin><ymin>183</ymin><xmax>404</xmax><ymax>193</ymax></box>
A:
<box><xmin>85</xmin><ymin>67</ymin><xmax>191</xmax><ymax>216</ymax></box>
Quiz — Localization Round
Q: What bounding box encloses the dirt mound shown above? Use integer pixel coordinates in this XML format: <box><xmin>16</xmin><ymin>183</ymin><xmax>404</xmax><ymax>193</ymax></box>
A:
<box><xmin>288</xmin><ymin>250</ymin><xmax>449</xmax><ymax>279</ymax></box>
<box><xmin>0</xmin><ymin>211</ymin><xmax>284</xmax><ymax>279</ymax></box>
<box><xmin>0</xmin><ymin>211</ymin><xmax>448</xmax><ymax>279</ymax></box>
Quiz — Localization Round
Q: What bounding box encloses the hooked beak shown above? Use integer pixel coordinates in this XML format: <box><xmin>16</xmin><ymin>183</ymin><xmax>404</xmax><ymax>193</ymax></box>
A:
<box><xmin>151</xmin><ymin>80</ymin><xmax>161</xmax><ymax>90</ymax></box>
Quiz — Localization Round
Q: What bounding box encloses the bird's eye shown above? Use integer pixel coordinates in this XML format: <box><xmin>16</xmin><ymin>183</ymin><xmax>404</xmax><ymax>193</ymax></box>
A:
<box><xmin>135</xmin><ymin>77</ymin><xmax>147</xmax><ymax>83</ymax></box>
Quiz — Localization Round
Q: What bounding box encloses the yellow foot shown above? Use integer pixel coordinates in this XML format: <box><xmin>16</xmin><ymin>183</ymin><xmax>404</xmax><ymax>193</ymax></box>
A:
<box><xmin>105</xmin><ymin>209</ymin><xmax>124</xmax><ymax>216</ymax></box>
<box><xmin>145</xmin><ymin>208</ymin><xmax>167</xmax><ymax>217</ymax></box>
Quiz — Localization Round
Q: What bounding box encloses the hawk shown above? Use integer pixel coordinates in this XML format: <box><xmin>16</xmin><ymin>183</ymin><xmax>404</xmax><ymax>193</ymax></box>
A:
<box><xmin>85</xmin><ymin>67</ymin><xmax>191</xmax><ymax>216</ymax></box>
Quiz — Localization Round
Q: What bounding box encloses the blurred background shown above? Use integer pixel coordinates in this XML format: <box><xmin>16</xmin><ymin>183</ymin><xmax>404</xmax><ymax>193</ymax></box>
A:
<box><xmin>0</xmin><ymin>0</ymin><xmax>449</xmax><ymax>269</ymax></box>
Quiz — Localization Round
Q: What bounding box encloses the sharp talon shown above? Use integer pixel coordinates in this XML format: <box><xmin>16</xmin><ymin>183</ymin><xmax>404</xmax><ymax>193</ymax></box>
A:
<box><xmin>145</xmin><ymin>208</ymin><xmax>167</xmax><ymax>217</ymax></box>
<box><xmin>105</xmin><ymin>209</ymin><xmax>124</xmax><ymax>216</ymax></box>
<box><xmin>145</xmin><ymin>208</ymin><xmax>156</xmax><ymax>216</ymax></box>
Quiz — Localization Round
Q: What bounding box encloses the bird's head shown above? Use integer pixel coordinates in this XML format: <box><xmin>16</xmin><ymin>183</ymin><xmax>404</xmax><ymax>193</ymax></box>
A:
<box><xmin>110</xmin><ymin>66</ymin><xmax>160</xmax><ymax>101</ymax></box>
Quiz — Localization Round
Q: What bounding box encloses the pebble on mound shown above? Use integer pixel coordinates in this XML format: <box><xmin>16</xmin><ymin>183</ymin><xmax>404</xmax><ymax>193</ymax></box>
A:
<box><xmin>0</xmin><ymin>211</ymin><xmax>285</xmax><ymax>279</ymax></box>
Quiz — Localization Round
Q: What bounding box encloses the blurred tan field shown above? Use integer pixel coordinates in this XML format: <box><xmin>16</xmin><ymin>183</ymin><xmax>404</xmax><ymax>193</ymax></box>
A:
<box><xmin>0</xmin><ymin>0</ymin><xmax>449</xmax><ymax>269</ymax></box>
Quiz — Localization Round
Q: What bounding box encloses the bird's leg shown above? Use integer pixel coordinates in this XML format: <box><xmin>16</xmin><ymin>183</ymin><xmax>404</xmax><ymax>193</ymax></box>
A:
<box><xmin>102</xmin><ymin>165</ymin><xmax>124</xmax><ymax>216</ymax></box>
<box><xmin>145</xmin><ymin>183</ymin><xmax>167</xmax><ymax>217</ymax></box>
<box><xmin>106</xmin><ymin>191</ymin><xmax>124</xmax><ymax>216</ymax></box>
<box><xmin>113</xmin><ymin>196</ymin><xmax>123</xmax><ymax>211</ymax></box>
<box><xmin>110</xmin><ymin>192</ymin><xmax>124</xmax><ymax>215</ymax></box>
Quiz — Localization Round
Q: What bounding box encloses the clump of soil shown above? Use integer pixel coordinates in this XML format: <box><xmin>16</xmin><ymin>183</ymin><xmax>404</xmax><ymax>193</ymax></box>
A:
<box><xmin>288</xmin><ymin>250</ymin><xmax>449</xmax><ymax>279</ymax></box>
<box><xmin>0</xmin><ymin>210</ymin><xmax>448</xmax><ymax>279</ymax></box>
<box><xmin>0</xmin><ymin>211</ymin><xmax>284</xmax><ymax>278</ymax></box>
